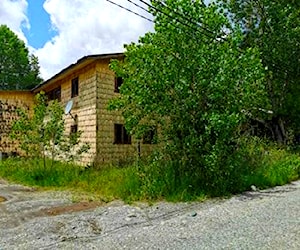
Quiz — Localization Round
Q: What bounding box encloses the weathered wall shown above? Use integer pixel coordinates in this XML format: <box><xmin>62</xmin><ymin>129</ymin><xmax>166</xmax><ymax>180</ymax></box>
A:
<box><xmin>0</xmin><ymin>91</ymin><xmax>34</xmax><ymax>155</ymax></box>
<box><xmin>95</xmin><ymin>59</ymin><xmax>153</xmax><ymax>166</ymax></box>
<box><xmin>43</xmin><ymin>64</ymin><xmax>98</xmax><ymax>166</ymax></box>
<box><xmin>0</xmin><ymin>55</ymin><xmax>154</xmax><ymax>165</ymax></box>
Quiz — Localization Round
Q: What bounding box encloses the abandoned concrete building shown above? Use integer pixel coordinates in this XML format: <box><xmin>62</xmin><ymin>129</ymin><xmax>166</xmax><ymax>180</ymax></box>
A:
<box><xmin>0</xmin><ymin>53</ymin><xmax>153</xmax><ymax>165</ymax></box>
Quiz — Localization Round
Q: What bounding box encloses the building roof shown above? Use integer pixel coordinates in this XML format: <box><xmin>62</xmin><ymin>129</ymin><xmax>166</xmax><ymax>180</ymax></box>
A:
<box><xmin>32</xmin><ymin>52</ymin><xmax>124</xmax><ymax>93</ymax></box>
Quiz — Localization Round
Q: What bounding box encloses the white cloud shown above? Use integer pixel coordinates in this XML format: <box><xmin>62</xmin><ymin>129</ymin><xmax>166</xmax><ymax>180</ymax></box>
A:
<box><xmin>0</xmin><ymin>0</ymin><xmax>29</xmax><ymax>43</ymax></box>
<box><xmin>0</xmin><ymin>0</ymin><xmax>154</xmax><ymax>80</ymax></box>
<box><xmin>36</xmin><ymin>0</ymin><xmax>154</xmax><ymax>80</ymax></box>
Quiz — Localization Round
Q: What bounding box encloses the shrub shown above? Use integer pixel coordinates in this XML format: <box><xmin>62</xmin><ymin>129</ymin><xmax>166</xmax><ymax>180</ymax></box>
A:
<box><xmin>0</xmin><ymin>138</ymin><xmax>299</xmax><ymax>203</ymax></box>
<box><xmin>10</xmin><ymin>92</ymin><xmax>89</xmax><ymax>169</ymax></box>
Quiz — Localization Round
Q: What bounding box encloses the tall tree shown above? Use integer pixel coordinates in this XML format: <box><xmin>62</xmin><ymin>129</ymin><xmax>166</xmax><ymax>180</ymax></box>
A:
<box><xmin>0</xmin><ymin>25</ymin><xmax>43</xmax><ymax>90</ymax></box>
<box><xmin>109</xmin><ymin>0</ymin><xmax>268</xmax><ymax>189</ymax></box>
<box><xmin>220</xmin><ymin>0</ymin><xmax>300</xmax><ymax>143</ymax></box>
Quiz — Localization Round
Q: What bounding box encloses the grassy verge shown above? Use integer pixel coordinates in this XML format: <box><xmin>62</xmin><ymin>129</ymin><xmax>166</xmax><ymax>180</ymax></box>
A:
<box><xmin>0</xmin><ymin>144</ymin><xmax>299</xmax><ymax>202</ymax></box>
<box><xmin>243</xmin><ymin>147</ymin><xmax>300</xmax><ymax>188</ymax></box>
<box><xmin>0</xmin><ymin>158</ymin><xmax>133</xmax><ymax>202</ymax></box>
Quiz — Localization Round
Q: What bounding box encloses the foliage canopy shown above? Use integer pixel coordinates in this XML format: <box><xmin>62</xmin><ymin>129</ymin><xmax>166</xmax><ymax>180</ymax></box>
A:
<box><xmin>0</xmin><ymin>25</ymin><xmax>42</xmax><ymax>90</ymax></box>
<box><xmin>109</xmin><ymin>0</ymin><xmax>270</xmax><ymax>191</ymax></box>
<box><xmin>220</xmin><ymin>0</ymin><xmax>300</xmax><ymax>142</ymax></box>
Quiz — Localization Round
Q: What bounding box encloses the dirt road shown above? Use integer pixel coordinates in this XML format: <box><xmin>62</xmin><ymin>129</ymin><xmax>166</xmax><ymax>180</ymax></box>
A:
<box><xmin>0</xmin><ymin>179</ymin><xmax>299</xmax><ymax>249</ymax></box>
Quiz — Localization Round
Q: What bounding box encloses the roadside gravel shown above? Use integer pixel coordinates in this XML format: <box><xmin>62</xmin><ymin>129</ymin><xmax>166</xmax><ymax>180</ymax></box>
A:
<box><xmin>0</xmin><ymin>179</ymin><xmax>299</xmax><ymax>249</ymax></box>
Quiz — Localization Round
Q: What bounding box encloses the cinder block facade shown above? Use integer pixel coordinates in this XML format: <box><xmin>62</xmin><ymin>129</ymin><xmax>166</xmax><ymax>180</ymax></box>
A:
<box><xmin>0</xmin><ymin>91</ymin><xmax>34</xmax><ymax>156</ymax></box>
<box><xmin>0</xmin><ymin>53</ymin><xmax>153</xmax><ymax>165</ymax></box>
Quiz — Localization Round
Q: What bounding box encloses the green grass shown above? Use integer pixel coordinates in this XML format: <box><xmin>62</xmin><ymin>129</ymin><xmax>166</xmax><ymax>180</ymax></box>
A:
<box><xmin>0</xmin><ymin>158</ymin><xmax>133</xmax><ymax>201</ymax></box>
<box><xmin>0</xmin><ymin>143</ymin><xmax>299</xmax><ymax>203</ymax></box>
<box><xmin>243</xmin><ymin>147</ymin><xmax>300</xmax><ymax>189</ymax></box>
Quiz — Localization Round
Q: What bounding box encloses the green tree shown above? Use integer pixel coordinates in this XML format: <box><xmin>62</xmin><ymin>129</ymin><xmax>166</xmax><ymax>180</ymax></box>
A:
<box><xmin>10</xmin><ymin>93</ymin><xmax>90</xmax><ymax>169</ymax></box>
<box><xmin>219</xmin><ymin>0</ymin><xmax>300</xmax><ymax>143</ymax></box>
<box><xmin>0</xmin><ymin>25</ymin><xmax>43</xmax><ymax>90</ymax></box>
<box><xmin>109</xmin><ymin>1</ymin><xmax>268</xmax><ymax>191</ymax></box>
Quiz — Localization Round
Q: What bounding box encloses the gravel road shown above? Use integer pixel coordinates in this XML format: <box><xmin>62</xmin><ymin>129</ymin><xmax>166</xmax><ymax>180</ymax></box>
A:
<box><xmin>0</xmin><ymin>179</ymin><xmax>299</xmax><ymax>250</ymax></box>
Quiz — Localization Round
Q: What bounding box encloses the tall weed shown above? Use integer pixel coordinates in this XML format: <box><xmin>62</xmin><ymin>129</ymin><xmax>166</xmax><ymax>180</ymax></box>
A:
<box><xmin>0</xmin><ymin>139</ymin><xmax>299</xmax><ymax>203</ymax></box>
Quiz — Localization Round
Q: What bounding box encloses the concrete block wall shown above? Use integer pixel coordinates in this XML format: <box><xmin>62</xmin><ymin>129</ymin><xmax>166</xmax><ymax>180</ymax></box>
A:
<box><xmin>95</xmin><ymin>59</ymin><xmax>153</xmax><ymax>166</ymax></box>
<box><xmin>43</xmin><ymin>64</ymin><xmax>98</xmax><ymax>166</ymax></box>
<box><xmin>0</xmin><ymin>91</ymin><xmax>33</xmax><ymax>155</ymax></box>
<box><xmin>0</xmin><ymin>54</ymin><xmax>155</xmax><ymax>166</ymax></box>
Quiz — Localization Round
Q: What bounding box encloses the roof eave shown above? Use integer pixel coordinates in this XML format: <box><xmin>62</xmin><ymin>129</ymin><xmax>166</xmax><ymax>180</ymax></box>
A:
<box><xmin>32</xmin><ymin>52</ymin><xmax>124</xmax><ymax>93</ymax></box>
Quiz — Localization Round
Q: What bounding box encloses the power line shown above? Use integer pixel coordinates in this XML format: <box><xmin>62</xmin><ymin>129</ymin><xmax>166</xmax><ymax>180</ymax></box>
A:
<box><xmin>139</xmin><ymin>0</ymin><xmax>297</xmax><ymax>79</ymax></box>
<box><xmin>106</xmin><ymin>0</ymin><xmax>202</xmax><ymax>41</ymax></box>
<box><xmin>106</xmin><ymin>0</ymin><xmax>297</xmax><ymax>82</ymax></box>
<box><xmin>153</xmin><ymin>0</ymin><xmax>227</xmax><ymax>40</ymax></box>
<box><xmin>105</xmin><ymin>0</ymin><xmax>153</xmax><ymax>23</ymax></box>
<box><xmin>126</xmin><ymin>0</ymin><xmax>149</xmax><ymax>15</ymax></box>
<box><xmin>107</xmin><ymin>0</ymin><xmax>221</xmax><ymax>41</ymax></box>
<box><xmin>136</xmin><ymin>0</ymin><xmax>217</xmax><ymax>40</ymax></box>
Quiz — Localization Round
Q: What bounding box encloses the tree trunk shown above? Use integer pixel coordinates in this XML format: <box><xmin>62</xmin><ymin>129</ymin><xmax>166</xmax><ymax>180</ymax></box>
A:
<box><xmin>271</xmin><ymin>116</ymin><xmax>287</xmax><ymax>144</ymax></box>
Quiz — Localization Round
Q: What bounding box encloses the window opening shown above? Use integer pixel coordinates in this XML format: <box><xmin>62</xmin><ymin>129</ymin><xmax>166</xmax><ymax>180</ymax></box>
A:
<box><xmin>114</xmin><ymin>124</ymin><xmax>131</xmax><ymax>144</ymax></box>
<box><xmin>71</xmin><ymin>77</ymin><xmax>79</xmax><ymax>97</ymax></box>
<box><xmin>143</xmin><ymin>127</ymin><xmax>157</xmax><ymax>144</ymax></box>
<box><xmin>70</xmin><ymin>124</ymin><xmax>78</xmax><ymax>134</ymax></box>
<box><xmin>47</xmin><ymin>86</ymin><xmax>61</xmax><ymax>101</ymax></box>
<box><xmin>114</xmin><ymin>77</ymin><xmax>123</xmax><ymax>93</ymax></box>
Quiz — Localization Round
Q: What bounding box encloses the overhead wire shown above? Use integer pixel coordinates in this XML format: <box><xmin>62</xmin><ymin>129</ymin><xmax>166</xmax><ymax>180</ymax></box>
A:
<box><xmin>136</xmin><ymin>0</ymin><xmax>297</xmax><ymax>79</ymax></box>
<box><xmin>126</xmin><ymin>0</ymin><xmax>150</xmax><ymax>14</ymax></box>
<box><xmin>151</xmin><ymin>0</ymin><xmax>228</xmax><ymax>40</ymax></box>
<box><xmin>157</xmin><ymin>0</ymin><xmax>297</xmax><ymax>79</ymax></box>
<box><xmin>136</xmin><ymin>0</ymin><xmax>217</xmax><ymax>40</ymax></box>
<box><xmin>105</xmin><ymin>0</ymin><xmax>153</xmax><ymax>23</ymax></box>
<box><xmin>106</xmin><ymin>0</ymin><xmax>223</xmax><ymax>41</ymax></box>
<box><xmin>106</xmin><ymin>0</ymin><xmax>211</xmax><ymax>41</ymax></box>
<box><xmin>106</xmin><ymin>0</ymin><xmax>297</xmax><ymax>82</ymax></box>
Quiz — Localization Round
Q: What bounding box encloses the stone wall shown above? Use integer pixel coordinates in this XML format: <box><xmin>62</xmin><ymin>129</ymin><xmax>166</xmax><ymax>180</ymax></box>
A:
<box><xmin>43</xmin><ymin>64</ymin><xmax>98</xmax><ymax>166</ymax></box>
<box><xmin>95</xmin><ymin>59</ymin><xmax>153</xmax><ymax>166</ymax></box>
<box><xmin>0</xmin><ymin>55</ymin><xmax>154</xmax><ymax>166</ymax></box>
<box><xmin>0</xmin><ymin>91</ymin><xmax>33</xmax><ymax>155</ymax></box>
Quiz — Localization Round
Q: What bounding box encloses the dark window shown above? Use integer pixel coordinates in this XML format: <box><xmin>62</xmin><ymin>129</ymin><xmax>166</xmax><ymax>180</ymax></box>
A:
<box><xmin>71</xmin><ymin>77</ymin><xmax>79</xmax><ymax>97</ymax></box>
<box><xmin>114</xmin><ymin>77</ymin><xmax>123</xmax><ymax>93</ymax></box>
<box><xmin>70</xmin><ymin>124</ymin><xmax>78</xmax><ymax>134</ymax></box>
<box><xmin>114</xmin><ymin>124</ymin><xmax>131</xmax><ymax>144</ymax></box>
<box><xmin>47</xmin><ymin>86</ymin><xmax>61</xmax><ymax>101</ymax></box>
<box><xmin>143</xmin><ymin>127</ymin><xmax>157</xmax><ymax>144</ymax></box>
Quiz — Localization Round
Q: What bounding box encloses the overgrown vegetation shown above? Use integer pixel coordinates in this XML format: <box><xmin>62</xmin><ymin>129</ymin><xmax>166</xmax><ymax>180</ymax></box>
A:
<box><xmin>0</xmin><ymin>158</ymin><xmax>126</xmax><ymax>201</ymax></box>
<box><xmin>220</xmin><ymin>0</ymin><xmax>300</xmax><ymax>143</ymax></box>
<box><xmin>10</xmin><ymin>93</ymin><xmax>90</xmax><ymax>169</ymax></box>
<box><xmin>1</xmin><ymin>1</ymin><xmax>299</xmax><ymax>202</ymax></box>
<box><xmin>106</xmin><ymin>0</ymin><xmax>300</xmax><ymax>199</ymax></box>
<box><xmin>0</xmin><ymin>141</ymin><xmax>299</xmax><ymax>201</ymax></box>
<box><xmin>109</xmin><ymin>0</ymin><xmax>269</xmax><ymax>193</ymax></box>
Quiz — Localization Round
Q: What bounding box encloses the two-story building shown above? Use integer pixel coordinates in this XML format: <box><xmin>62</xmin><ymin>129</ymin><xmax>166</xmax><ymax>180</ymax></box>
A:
<box><xmin>0</xmin><ymin>53</ymin><xmax>153</xmax><ymax>165</ymax></box>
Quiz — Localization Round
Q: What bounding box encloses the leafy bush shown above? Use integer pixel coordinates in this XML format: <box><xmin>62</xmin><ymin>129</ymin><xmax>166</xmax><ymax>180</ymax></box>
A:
<box><xmin>0</xmin><ymin>140</ymin><xmax>299</xmax><ymax>202</ymax></box>
<box><xmin>10</xmin><ymin>92</ymin><xmax>89</xmax><ymax>169</ymax></box>
<box><xmin>119</xmin><ymin>137</ymin><xmax>300</xmax><ymax>200</ymax></box>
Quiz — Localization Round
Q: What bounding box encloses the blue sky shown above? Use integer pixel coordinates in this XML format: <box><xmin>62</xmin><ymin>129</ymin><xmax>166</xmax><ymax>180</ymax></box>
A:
<box><xmin>22</xmin><ymin>0</ymin><xmax>58</xmax><ymax>49</ymax></box>
<box><xmin>0</xmin><ymin>0</ymin><xmax>212</xmax><ymax>80</ymax></box>
<box><xmin>0</xmin><ymin>0</ymin><xmax>153</xmax><ymax>79</ymax></box>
